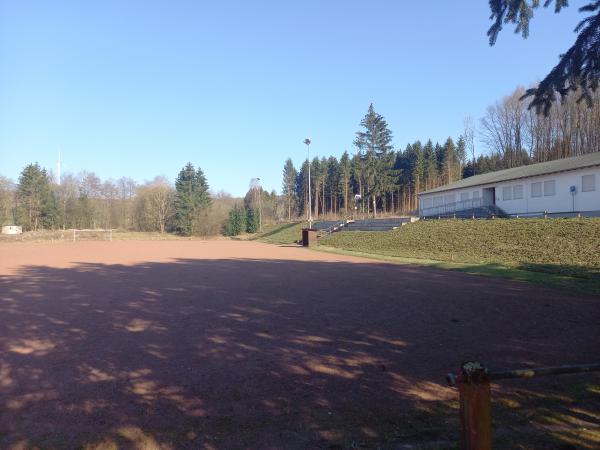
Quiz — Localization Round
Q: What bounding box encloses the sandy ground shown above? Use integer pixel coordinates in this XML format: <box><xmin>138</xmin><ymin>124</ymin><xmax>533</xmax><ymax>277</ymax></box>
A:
<box><xmin>0</xmin><ymin>240</ymin><xmax>598</xmax><ymax>449</ymax></box>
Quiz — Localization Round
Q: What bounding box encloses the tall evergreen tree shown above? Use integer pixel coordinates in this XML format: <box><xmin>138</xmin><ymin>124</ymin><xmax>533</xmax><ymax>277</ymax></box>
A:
<box><xmin>295</xmin><ymin>159</ymin><xmax>310</xmax><ymax>220</ymax></box>
<box><xmin>442</xmin><ymin>137</ymin><xmax>458</xmax><ymax>184</ymax></box>
<box><xmin>310</xmin><ymin>157</ymin><xmax>322</xmax><ymax>219</ymax></box>
<box><xmin>282</xmin><ymin>158</ymin><xmax>297</xmax><ymax>221</ymax></box>
<box><xmin>354</xmin><ymin>103</ymin><xmax>394</xmax><ymax>217</ymax></box>
<box><xmin>423</xmin><ymin>140</ymin><xmax>437</xmax><ymax>190</ymax></box>
<box><xmin>434</xmin><ymin>142</ymin><xmax>445</xmax><ymax>183</ymax></box>
<box><xmin>223</xmin><ymin>204</ymin><xmax>246</xmax><ymax>236</ymax></box>
<box><xmin>16</xmin><ymin>163</ymin><xmax>56</xmax><ymax>231</ymax></box>
<box><xmin>456</xmin><ymin>135</ymin><xmax>467</xmax><ymax>176</ymax></box>
<box><xmin>174</xmin><ymin>162</ymin><xmax>211</xmax><ymax>236</ymax></box>
<box><xmin>338</xmin><ymin>151</ymin><xmax>352</xmax><ymax>215</ymax></box>
<box><xmin>326</xmin><ymin>156</ymin><xmax>340</xmax><ymax>215</ymax></box>
<box><xmin>351</xmin><ymin>153</ymin><xmax>365</xmax><ymax>215</ymax></box>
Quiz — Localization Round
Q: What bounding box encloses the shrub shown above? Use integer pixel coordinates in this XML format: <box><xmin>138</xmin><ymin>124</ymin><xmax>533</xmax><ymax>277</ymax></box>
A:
<box><xmin>223</xmin><ymin>205</ymin><xmax>246</xmax><ymax>236</ymax></box>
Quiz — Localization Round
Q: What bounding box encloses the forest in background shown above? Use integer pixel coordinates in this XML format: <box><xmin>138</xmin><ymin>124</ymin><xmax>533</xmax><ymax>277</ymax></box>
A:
<box><xmin>1</xmin><ymin>85</ymin><xmax>600</xmax><ymax>234</ymax></box>
<box><xmin>0</xmin><ymin>162</ymin><xmax>286</xmax><ymax>235</ymax></box>
<box><xmin>282</xmin><ymin>87</ymin><xmax>600</xmax><ymax>220</ymax></box>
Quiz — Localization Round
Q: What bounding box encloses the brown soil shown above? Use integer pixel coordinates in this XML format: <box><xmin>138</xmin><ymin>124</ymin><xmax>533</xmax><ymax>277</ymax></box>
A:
<box><xmin>0</xmin><ymin>240</ymin><xmax>598</xmax><ymax>449</ymax></box>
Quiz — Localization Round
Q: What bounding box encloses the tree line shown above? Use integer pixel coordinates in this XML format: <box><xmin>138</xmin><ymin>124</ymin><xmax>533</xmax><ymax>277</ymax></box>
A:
<box><xmin>0</xmin><ymin>162</ymin><xmax>220</xmax><ymax>235</ymax></box>
<box><xmin>282</xmin><ymin>88</ymin><xmax>600</xmax><ymax>219</ymax></box>
<box><xmin>282</xmin><ymin>104</ymin><xmax>468</xmax><ymax>219</ymax></box>
<box><xmin>0</xmin><ymin>161</ymin><xmax>289</xmax><ymax>236</ymax></box>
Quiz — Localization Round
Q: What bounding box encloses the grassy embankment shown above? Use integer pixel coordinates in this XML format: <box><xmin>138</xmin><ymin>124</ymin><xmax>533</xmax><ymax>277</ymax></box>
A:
<box><xmin>257</xmin><ymin>218</ymin><xmax>600</xmax><ymax>294</ymax></box>
<box><xmin>252</xmin><ymin>221</ymin><xmax>307</xmax><ymax>245</ymax></box>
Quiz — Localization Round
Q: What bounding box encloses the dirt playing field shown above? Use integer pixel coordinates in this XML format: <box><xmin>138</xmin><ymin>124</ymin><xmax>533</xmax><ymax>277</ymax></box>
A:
<box><xmin>0</xmin><ymin>240</ymin><xmax>599</xmax><ymax>449</ymax></box>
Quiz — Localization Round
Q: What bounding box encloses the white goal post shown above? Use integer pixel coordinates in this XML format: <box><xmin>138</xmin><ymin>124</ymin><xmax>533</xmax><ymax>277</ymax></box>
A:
<box><xmin>71</xmin><ymin>229</ymin><xmax>113</xmax><ymax>242</ymax></box>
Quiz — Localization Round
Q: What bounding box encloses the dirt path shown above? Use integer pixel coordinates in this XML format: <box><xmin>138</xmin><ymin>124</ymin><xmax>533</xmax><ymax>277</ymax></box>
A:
<box><xmin>0</xmin><ymin>240</ymin><xmax>598</xmax><ymax>449</ymax></box>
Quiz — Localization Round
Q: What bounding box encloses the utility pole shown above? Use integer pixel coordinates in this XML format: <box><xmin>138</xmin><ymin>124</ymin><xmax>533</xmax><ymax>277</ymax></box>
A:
<box><xmin>304</xmin><ymin>138</ymin><xmax>312</xmax><ymax>228</ymax></box>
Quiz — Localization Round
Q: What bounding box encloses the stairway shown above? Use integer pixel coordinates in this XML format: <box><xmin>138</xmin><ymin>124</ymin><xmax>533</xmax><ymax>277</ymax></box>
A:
<box><xmin>313</xmin><ymin>218</ymin><xmax>412</xmax><ymax>236</ymax></box>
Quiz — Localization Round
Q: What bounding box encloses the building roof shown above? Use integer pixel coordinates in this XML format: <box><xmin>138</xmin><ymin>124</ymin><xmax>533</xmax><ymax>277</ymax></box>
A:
<box><xmin>419</xmin><ymin>151</ymin><xmax>600</xmax><ymax>195</ymax></box>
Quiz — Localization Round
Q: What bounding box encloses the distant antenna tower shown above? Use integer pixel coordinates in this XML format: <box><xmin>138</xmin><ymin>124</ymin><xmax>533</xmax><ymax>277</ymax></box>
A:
<box><xmin>57</xmin><ymin>150</ymin><xmax>62</xmax><ymax>185</ymax></box>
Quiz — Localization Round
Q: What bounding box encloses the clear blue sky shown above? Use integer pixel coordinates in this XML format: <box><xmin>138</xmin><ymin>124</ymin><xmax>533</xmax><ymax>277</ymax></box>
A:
<box><xmin>0</xmin><ymin>1</ymin><xmax>584</xmax><ymax>196</ymax></box>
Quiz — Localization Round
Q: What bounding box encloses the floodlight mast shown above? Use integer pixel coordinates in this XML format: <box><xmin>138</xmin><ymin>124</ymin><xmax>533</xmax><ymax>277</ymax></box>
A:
<box><xmin>303</xmin><ymin>138</ymin><xmax>312</xmax><ymax>228</ymax></box>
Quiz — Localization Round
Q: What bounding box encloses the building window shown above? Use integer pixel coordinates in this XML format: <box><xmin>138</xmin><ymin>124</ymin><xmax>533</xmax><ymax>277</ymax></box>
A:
<box><xmin>513</xmin><ymin>185</ymin><xmax>523</xmax><ymax>199</ymax></box>
<box><xmin>444</xmin><ymin>194</ymin><xmax>456</xmax><ymax>205</ymax></box>
<box><xmin>544</xmin><ymin>180</ymin><xmax>556</xmax><ymax>196</ymax></box>
<box><xmin>502</xmin><ymin>186</ymin><xmax>512</xmax><ymax>201</ymax></box>
<box><xmin>531</xmin><ymin>182</ymin><xmax>542</xmax><ymax>198</ymax></box>
<box><xmin>460</xmin><ymin>192</ymin><xmax>469</xmax><ymax>201</ymax></box>
<box><xmin>582</xmin><ymin>174</ymin><xmax>596</xmax><ymax>192</ymax></box>
<box><xmin>472</xmin><ymin>190</ymin><xmax>480</xmax><ymax>199</ymax></box>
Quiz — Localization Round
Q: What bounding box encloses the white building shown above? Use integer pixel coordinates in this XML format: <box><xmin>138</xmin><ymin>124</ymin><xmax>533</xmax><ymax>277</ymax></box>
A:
<box><xmin>418</xmin><ymin>152</ymin><xmax>600</xmax><ymax>218</ymax></box>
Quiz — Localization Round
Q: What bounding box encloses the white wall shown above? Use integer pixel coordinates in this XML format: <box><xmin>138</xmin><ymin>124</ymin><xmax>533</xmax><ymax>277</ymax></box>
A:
<box><xmin>419</xmin><ymin>166</ymin><xmax>600</xmax><ymax>215</ymax></box>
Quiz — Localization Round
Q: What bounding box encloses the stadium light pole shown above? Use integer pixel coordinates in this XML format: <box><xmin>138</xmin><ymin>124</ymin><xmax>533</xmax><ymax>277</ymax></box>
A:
<box><xmin>304</xmin><ymin>138</ymin><xmax>312</xmax><ymax>228</ymax></box>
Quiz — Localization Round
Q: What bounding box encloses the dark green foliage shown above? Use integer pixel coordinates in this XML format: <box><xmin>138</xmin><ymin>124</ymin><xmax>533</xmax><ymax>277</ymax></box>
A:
<box><xmin>294</xmin><ymin>159</ymin><xmax>310</xmax><ymax>218</ymax></box>
<box><xmin>223</xmin><ymin>204</ymin><xmax>246</xmax><ymax>236</ymax></box>
<box><xmin>354</xmin><ymin>103</ymin><xmax>393</xmax><ymax>156</ymax></box>
<box><xmin>488</xmin><ymin>0</ymin><xmax>600</xmax><ymax>114</ymax></box>
<box><xmin>462</xmin><ymin>161</ymin><xmax>476</xmax><ymax>179</ymax></box>
<box><xmin>16</xmin><ymin>163</ymin><xmax>57</xmax><ymax>231</ymax></box>
<box><xmin>0</xmin><ymin>176</ymin><xmax>15</xmax><ymax>226</ymax></box>
<box><xmin>456</xmin><ymin>136</ymin><xmax>467</xmax><ymax>169</ymax></box>
<box><xmin>245</xmin><ymin>207</ymin><xmax>260</xmax><ymax>233</ymax></box>
<box><xmin>338</xmin><ymin>151</ymin><xmax>352</xmax><ymax>213</ymax></box>
<box><xmin>282</xmin><ymin>158</ymin><xmax>297</xmax><ymax>221</ymax></box>
<box><xmin>353</xmin><ymin>104</ymin><xmax>395</xmax><ymax>216</ymax></box>
<box><xmin>174</xmin><ymin>162</ymin><xmax>211</xmax><ymax>236</ymax></box>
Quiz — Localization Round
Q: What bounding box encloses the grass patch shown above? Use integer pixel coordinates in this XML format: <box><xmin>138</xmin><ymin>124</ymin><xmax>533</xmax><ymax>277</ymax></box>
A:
<box><xmin>253</xmin><ymin>222</ymin><xmax>306</xmax><ymax>245</ymax></box>
<box><xmin>318</xmin><ymin>218</ymin><xmax>600</xmax><ymax>294</ymax></box>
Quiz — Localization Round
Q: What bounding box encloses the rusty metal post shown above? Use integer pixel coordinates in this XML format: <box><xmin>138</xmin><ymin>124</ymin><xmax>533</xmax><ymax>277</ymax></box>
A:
<box><xmin>456</xmin><ymin>362</ymin><xmax>492</xmax><ymax>450</ymax></box>
<box><xmin>447</xmin><ymin>361</ymin><xmax>600</xmax><ymax>450</ymax></box>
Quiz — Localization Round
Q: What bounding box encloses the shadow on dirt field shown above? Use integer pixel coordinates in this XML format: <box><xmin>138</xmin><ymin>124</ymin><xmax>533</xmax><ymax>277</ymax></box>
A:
<box><xmin>0</xmin><ymin>257</ymin><xmax>599</xmax><ymax>449</ymax></box>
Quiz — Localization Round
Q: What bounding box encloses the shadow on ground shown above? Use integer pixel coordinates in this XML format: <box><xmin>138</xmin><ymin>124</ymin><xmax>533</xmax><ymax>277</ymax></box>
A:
<box><xmin>0</xmin><ymin>257</ymin><xmax>599</xmax><ymax>449</ymax></box>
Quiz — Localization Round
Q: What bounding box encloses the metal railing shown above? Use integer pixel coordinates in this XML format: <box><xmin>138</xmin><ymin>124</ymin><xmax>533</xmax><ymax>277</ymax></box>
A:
<box><xmin>420</xmin><ymin>198</ymin><xmax>484</xmax><ymax>217</ymax></box>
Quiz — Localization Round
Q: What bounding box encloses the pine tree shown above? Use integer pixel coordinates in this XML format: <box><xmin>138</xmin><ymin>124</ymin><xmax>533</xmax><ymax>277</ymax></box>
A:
<box><xmin>16</xmin><ymin>163</ymin><xmax>56</xmax><ymax>231</ymax></box>
<box><xmin>354</xmin><ymin>104</ymin><xmax>394</xmax><ymax>217</ymax></box>
<box><xmin>326</xmin><ymin>156</ymin><xmax>339</xmax><ymax>215</ymax></box>
<box><xmin>338</xmin><ymin>151</ymin><xmax>352</xmax><ymax>215</ymax></box>
<box><xmin>245</xmin><ymin>207</ymin><xmax>259</xmax><ymax>233</ymax></box>
<box><xmin>174</xmin><ymin>162</ymin><xmax>211</xmax><ymax>236</ymax></box>
<box><xmin>310</xmin><ymin>157</ymin><xmax>321</xmax><ymax>220</ymax></box>
<box><xmin>319</xmin><ymin>157</ymin><xmax>328</xmax><ymax>216</ymax></box>
<box><xmin>223</xmin><ymin>204</ymin><xmax>246</xmax><ymax>236</ymax></box>
<box><xmin>423</xmin><ymin>140</ymin><xmax>437</xmax><ymax>190</ymax></box>
<box><xmin>456</xmin><ymin>135</ymin><xmax>467</xmax><ymax>178</ymax></box>
<box><xmin>295</xmin><ymin>160</ymin><xmax>310</xmax><ymax>220</ymax></box>
<box><xmin>488</xmin><ymin>0</ymin><xmax>600</xmax><ymax>114</ymax></box>
<box><xmin>434</xmin><ymin>142</ymin><xmax>445</xmax><ymax>185</ymax></box>
<box><xmin>442</xmin><ymin>137</ymin><xmax>457</xmax><ymax>184</ymax></box>
<box><xmin>351</xmin><ymin>153</ymin><xmax>365</xmax><ymax>216</ymax></box>
<box><xmin>282</xmin><ymin>158</ymin><xmax>297</xmax><ymax>221</ymax></box>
